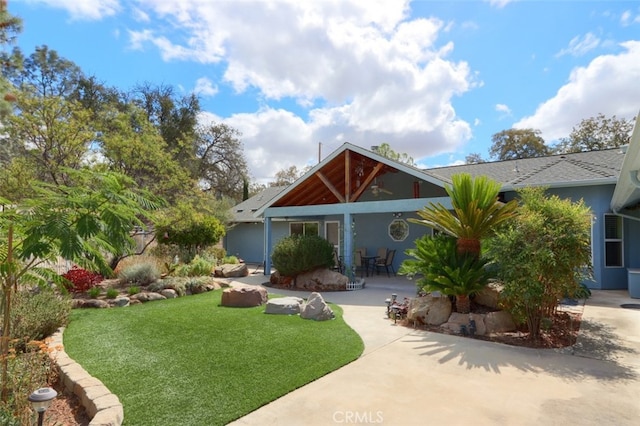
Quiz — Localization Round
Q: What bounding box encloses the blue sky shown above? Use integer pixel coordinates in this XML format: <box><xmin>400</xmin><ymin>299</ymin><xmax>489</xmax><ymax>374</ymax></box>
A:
<box><xmin>9</xmin><ymin>0</ymin><xmax>640</xmax><ymax>184</ymax></box>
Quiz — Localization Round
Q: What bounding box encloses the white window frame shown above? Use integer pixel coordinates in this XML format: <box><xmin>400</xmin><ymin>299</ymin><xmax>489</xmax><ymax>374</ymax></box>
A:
<box><xmin>604</xmin><ymin>214</ymin><xmax>624</xmax><ymax>268</ymax></box>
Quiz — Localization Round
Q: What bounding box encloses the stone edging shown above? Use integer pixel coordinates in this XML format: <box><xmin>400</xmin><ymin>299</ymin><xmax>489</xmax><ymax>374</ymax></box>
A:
<box><xmin>48</xmin><ymin>327</ymin><xmax>124</xmax><ymax>426</ymax></box>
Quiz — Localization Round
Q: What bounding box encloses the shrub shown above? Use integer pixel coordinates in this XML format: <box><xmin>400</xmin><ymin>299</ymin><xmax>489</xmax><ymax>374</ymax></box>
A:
<box><xmin>118</xmin><ymin>262</ymin><xmax>161</xmax><ymax>286</ymax></box>
<box><xmin>61</xmin><ymin>266</ymin><xmax>103</xmax><ymax>293</ymax></box>
<box><xmin>106</xmin><ymin>288</ymin><xmax>119</xmax><ymax>299</ymax></box>
<box><xmin>175</xmin><ymin>255</ymin><xmax>215</xmax><ymax>277</ymax></box>
<box><xmin>203</xmin><ymin>246</ymin><xmax>227</xmax><ymax>264</ymax></box>
<box><xmin>128</xmin><ymin>286</ymin><xmax>140</xmax><ymax>296</ymax></box>
<box><xmin>0</xmin><ymin>339</ymin><xmax>57</xmax><ymax>425</ymax></box>
<box><xmin>88</xmin><ymin>287</ymin><xmax>101</xmax><ymax>298</ymax></box>
<box><xmin>222</xmin><ymin>255</ymin><xmax>239</xmax><ymax>264</ymax></box>
<box><xmin>184</xmin><ymin>276</ymin><xmax>215</xmax><ymax>294</ymax></box>
<box><xmin>271</xmin><ymin>235</ymin><xmax>334</xmax><ymax>277</ymax></box>
<box><xmin>399</xmin><ymin>234</ymin><xmax>491</xmax><ymax>313</ymax></box>
<box><xmin>11</xmin><ymin>289</ymin><xmax>72</xmax><ymax>351</ymax></box>
<box><xmin>149</xmin><ymin>277</ymin><xmax>186</xmax><ymax>296</ymax></box>
<box><xmin>488</xmin><ymin>187</ymin><xmax>593</xmax><ymax>340</ymax></box>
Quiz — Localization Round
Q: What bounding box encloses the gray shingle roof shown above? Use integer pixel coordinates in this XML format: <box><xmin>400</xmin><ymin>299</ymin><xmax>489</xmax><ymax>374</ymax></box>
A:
<box><xmin>231</xmin><ymin>148</ymin><xmax>626</xmax><ymax>221</ymax></box>
<box><xmin>424</xmin><ymin>148</ymin><xmax>625</xmax><ymax>189</ymax></box>
<box><xmin>230</xmin><ymin>186</ymin><xmax>287</xmax><ymax>222</ymax></box>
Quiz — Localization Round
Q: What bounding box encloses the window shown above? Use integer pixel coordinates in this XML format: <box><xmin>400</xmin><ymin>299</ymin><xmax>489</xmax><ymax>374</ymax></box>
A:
<box><xmin>388</xmin><ymin>219</ymin><xmax>409</xmax><ymax>242</ymax></box>
<box><xmin>290</xmin><ymin>221</ymin><xmax>319</xmax><ymax>236</ymax></box>
<box><xmin>604</xmin><ymin>214</ymin><xmax>623</xmax><ymax>267</ymax></box>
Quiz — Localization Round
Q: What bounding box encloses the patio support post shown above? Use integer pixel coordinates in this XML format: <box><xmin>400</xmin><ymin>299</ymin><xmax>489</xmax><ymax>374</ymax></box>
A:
<box><xmin>343</xmin><ymin>212</ymin><xmax>353</xmax><ymax>274</ymax></box>
<box><xmin>264</xmin><ymin>217</ymin><xmax>272</xmax><ymax>275</ymax></box>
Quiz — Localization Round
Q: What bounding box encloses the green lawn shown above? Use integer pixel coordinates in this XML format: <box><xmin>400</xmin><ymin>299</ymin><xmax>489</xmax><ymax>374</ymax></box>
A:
<box><xmin>63</xmin><ymin>290</ymin><xmax>363</xmax><ymax>425</ymax></box>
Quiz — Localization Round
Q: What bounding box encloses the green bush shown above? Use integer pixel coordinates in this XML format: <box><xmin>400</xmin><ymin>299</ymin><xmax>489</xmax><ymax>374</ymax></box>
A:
<box><xmin>118</xmin><ymin>262</ymin><xmax>161</xmax><ymax>286</ymax></box>
<box><xmin>128</xmin><ymin>286</ymin><xmax>141</xmax><ymax>296</ymax></box>
<box><xmin>399</xmin><ymin>234</ymin><xmax>491</xmax><ymax>313</ymax></box>
<box><xmin>272</xmin><ymin>235</ymin><xmax>334</xmax><ymax>277</ymax></box>
<box><xmin>202</xmin><ymin>246</ymin><xmax>227</xmax><ymax>264</ymax></box>
<box><xmin>488</xmin><ymin>187</ymin><xmax>593</xmax><ymax>340</ymax></box>
<box><xmin>88</xmin><ymin>287</ymin><xmax>101</xmax><ymax>298</ymax></box>
<box><xmin>11</xmin><ymin>288</ymin><xmax>71</xmax><ymax>350</ymax></box>
<box><xmin>222</xmin><ymin>255</ymin><xmax>239</xmax><ymax>264</ymax></box>
<box><xmin>175</xmin><ymin>255</ymin><xmax>215</xmax><ymax>277</ymax></box>
<box><xmin>1</xmin><ymin>340</ymin><xmax>56</xmax><ymax>425</ymax></box>
<box><xmin>106</xmin><ymin>288</ymin><xmax>119</xmax><ymax>299</ymax></box>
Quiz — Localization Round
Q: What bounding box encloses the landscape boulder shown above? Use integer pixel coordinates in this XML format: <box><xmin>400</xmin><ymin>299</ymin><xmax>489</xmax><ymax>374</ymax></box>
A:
<box><xmin>300</xmin><ymin>292</ymin><xmax>334</xmax><ymax>321</ymax></box>
<box><xmin>474</xmin><ymin>282</ymin><xmax>504</xmax><ymax>309</ymax></box>
<box><xmin>265</xmin><ymin>297</ymin><xmax>304</xmax><ymax>315</ymax></box>
<box><xmin>109</xmin><ymin>297</ymin><xmax>130</xmax><ymax>308</ymax></box>
<box><xmin>131</xmin><ymin>292</ymin><xmax>167</xmax><ymax>303</ymax></box>
<box><xmin>80</xmin><ymin>299</ymin><xmax>109</xmax><ymax>309</ymax></box>
<box><xmin>294</xmin><ymin>269</ymin><xmax>348</xmax><ymax>292</ymax></box>
<box><xmin>407</xmin><ymin>294</ymin><xmax>452</xmax><ymax>326</ymax></box>
<box><xmin>214</xmin><ymin>263</ymin><xmax>249</xmax><ymax>278</ymax></box>
<box><xmin>221</xmin><ymin>284</ymin><xmax>268</xmax><ymax>307</ymax></box>
<box><xmin>484</xmin><ymin>310</ymin><xmax>517</xmax><ymax>333</ymax></box>
<box><xmin>442</xmin><ymin>312</ymin><xmax>487</xmax><ymax>336</ymax></box>
<box><xmin>160</xmin><ymin>289</ymin><xmax>178</xmax><ymax>299</ymax></box>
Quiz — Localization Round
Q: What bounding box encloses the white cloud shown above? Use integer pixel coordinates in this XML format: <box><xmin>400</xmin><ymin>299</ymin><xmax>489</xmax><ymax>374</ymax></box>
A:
<box><xmin>556</xmin><ymin>32</ymin><xmax>601</xmax><ymax>57</ymax></box>
<box><xmin>486</xmin><ymin>0</ymin><xmax>515</xmax><ymax>9</ymax></box>
<box><xmin>127</xmin><ymin>0</ymin><xmax>475</xmax><ymax>180</ymax></box>
<box><xmin>514</xmin><ymin>41</ymin><xmax>640</xmax><ymax>142</ymax></box>
<box><xmin>495</xmin><ymin>104</ymin><xmax>512</xmax><ymax>117</ymax></box>
<box><xmin>24</xmin><ymin>0</ymin><xmax>120</xmax><ymax>20</ymax></box>
<box><xmin>194</xmin><ymin>77</ymin><xmax>218</xmax><ymax>97</ymax></box>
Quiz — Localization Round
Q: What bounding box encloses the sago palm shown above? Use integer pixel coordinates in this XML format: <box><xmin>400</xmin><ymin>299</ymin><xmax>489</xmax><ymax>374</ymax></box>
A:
<box><xmin>410</xmin><ymin>173</ymin><xmax>517</xmax><ymax>257</ymax></box>
<box><xmin>402</xmin><ymin>234</ymin><xmax>490</xmax><ymax>313</ymax></box>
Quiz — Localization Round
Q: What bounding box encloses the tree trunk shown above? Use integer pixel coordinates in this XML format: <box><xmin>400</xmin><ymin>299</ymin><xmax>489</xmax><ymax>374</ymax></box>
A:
<box><xmin>456</xmin><ymin>294</ymin><xmax>471</xmax><ymax>314</ymax></box>
<box><xmin>457</xmin><ymin>238</ymin><xmax>480</xmax><ymax>258</ymax></box>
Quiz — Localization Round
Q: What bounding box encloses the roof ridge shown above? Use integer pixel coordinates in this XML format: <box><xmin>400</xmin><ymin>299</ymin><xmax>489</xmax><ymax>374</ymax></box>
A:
<box><xmin>510</xmin><ymin>157</ymin><xmax>561</xmax><ymax>185</ymax></box>
<box><xmin>565</xmin><ymin>157</ymin><xmax>619</xmax><ymax>178</ymax></box>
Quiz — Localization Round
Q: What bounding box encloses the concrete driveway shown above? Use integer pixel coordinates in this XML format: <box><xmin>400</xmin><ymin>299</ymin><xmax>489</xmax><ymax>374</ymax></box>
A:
<box><xmin>228</xmin><ymin>273</ymin><xmax>640</xmax><ymax>426</ymax></box>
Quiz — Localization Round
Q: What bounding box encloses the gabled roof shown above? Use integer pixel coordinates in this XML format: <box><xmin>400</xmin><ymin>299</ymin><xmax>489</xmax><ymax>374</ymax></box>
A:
<box><xmin>426</xmin><ymin>148</ymin><xmax>624</xmax><ymax>190</ymax></box>
<box><xmin>611</xmin><ymin>114</ymin><xmax>640</xmax><ymax>214</ymax></box>
<box><xmin>256</xmin><ymin>142</ymin><xmax>447</xmax><ymax>214</ymax></box>
<box><xmin>233</xmin><ymin>140</ymin><xmax>628</xmax><ymax>222</ymax></box>
<box><xmin>230</xmin><ymin>186</ymin><xmax>287</xmax><ymax>222</ymax></box>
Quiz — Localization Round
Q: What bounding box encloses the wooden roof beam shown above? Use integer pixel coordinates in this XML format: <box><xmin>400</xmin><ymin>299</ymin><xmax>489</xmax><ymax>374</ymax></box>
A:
<box><xmin>316</xmin><ymin>171</ymin><xmax>345</xmax><ymax>203</ymax></box>
<box><xmin>351</xmin><ymin>162</ymin><xmax>384</xmax><ymax>201</ymax></box>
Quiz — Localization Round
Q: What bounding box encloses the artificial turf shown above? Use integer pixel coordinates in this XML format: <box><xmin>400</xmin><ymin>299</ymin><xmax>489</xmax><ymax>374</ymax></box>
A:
<box><xmin>63</xmin><ymin>290</ymin><xmax>364</xmax><ymax>425</ymax></box>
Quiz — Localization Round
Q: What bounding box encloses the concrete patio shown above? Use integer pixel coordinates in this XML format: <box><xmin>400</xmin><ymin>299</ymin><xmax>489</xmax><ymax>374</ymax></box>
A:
<box><xmin>228</xmin><ymin>272</ymin><xmax>640</xmax><ymax>426</ymax></box>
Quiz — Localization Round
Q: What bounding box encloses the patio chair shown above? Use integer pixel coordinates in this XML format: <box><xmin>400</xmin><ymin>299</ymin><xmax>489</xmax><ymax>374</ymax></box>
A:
<box><xmin>375</xmin><ymin>249</ymin><xmax>396</xmax><ymax>277</ymax></box>
<box><xmin>332</xmin><ymin>250</ymin><xmax>344</xmax><ymax>274</ymax></box>
<box><xmin>376</xmin><ymin>247</ymin><xmax>387</xmax><ymax>262</ymax></box>
<box><xmin>355</xmin><ymin>248</ymin><xmax>366</xmax><ymax>277</ymax></box>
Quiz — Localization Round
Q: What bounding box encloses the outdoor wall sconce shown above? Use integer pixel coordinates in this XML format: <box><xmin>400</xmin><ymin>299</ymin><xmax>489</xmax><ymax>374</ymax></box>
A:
<box><xmin>28</xmin><ymin>387</ymin><xmax>57</xmax><ymax>426</ymax></box>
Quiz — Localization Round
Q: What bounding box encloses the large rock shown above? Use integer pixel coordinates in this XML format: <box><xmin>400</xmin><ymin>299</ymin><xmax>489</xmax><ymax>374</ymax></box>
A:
<box><xmin>294</xmin><ymin>269</ymin><xmax>348</xmax><ymax>292</ymax></box>
<box><xmin>300</xmin><ymin>292</ymin><xmax>334</xmax><ymax>321</ymax></box>
<box><xmin>265</xmin><ymin>297</ymin><xmax>304</xmax><ymax>315</ymax></box>
<box><xmin>221</xmin><ymin>284</ymin><xmax>268</xmax><ymax>307</ymax></box>
<box><xmin>442</xmin><ymin>312</ymin><xmax>487</xmax><ymax>336</ymax></box>
<box><xmin>160</xmin><ymin>289</ymin><xmax>178</xmax><ymax>299</ymax></box>
<box><xmin>131</xmin><ymin>292</ymin><xmax>167</xmax><ymax>303</ymax></box>
<box><xmin>80</xmin><ymin>299</ymin><xmax>109</xmax><ymax>309</ymax></box>
<box><xmin>109</xmin><ymin>296</ymin><xmax>130</xmax><ymax>308</ymax></box>
<box><xmin>214</xmin><ymin>263</ymin><xmax>249</xmax><ymax>278</ymax></box>
<box><xmin>269</xmin><ymin>270</ymin><xmax>294</xmax><ymax>288</ymax></box>
<box><xmin>407</xmin><ymin>295</ymin><xmax>452</xmax><ymax>326</ymax></box>
<box><xmin>484</xmin><ymin>310</ymin><xmax>516</xmax><ymax>333</ymax></box>
<box><xmin>474</xmin><ymin>282</ymin><xmax>504</xmax><ymax>309</ymax></box>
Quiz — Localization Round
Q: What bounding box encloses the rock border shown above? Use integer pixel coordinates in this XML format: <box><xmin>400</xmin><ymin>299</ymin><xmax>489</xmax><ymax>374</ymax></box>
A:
<box><xmin>48</xmin><ymin>328</ymin><xmax>124</xmax><ymax>426</ymax></box>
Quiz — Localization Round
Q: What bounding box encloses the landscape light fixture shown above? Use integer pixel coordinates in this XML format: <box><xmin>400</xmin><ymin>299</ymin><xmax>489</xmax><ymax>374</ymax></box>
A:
<box><xmin>28</xmin><ymin>387</ymin><xmax>57</xmax><ymax>426</ymax></box>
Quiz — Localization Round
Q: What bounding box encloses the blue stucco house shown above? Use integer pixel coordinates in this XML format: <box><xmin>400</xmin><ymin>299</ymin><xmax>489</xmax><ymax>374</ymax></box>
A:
<box><xmin>225</xmin><ymin>115</ymin><xmax>640</xmax><ymax>292</ymax></box>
